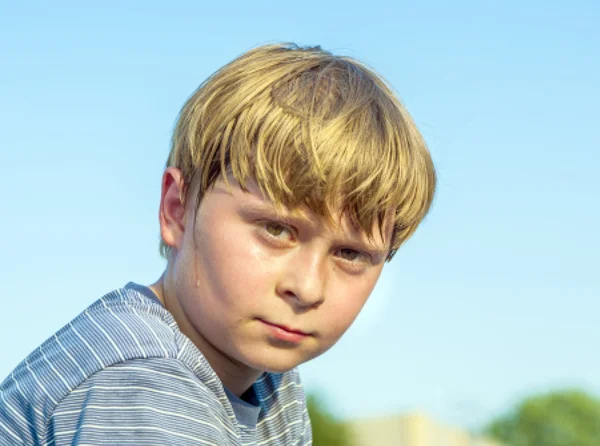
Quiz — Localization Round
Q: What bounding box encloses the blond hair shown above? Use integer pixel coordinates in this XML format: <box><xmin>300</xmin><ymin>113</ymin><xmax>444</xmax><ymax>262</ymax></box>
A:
<box><xmin>161</xmin><ymin>43</ymin><xmax>435</xmax><ymax>260</ymax></box>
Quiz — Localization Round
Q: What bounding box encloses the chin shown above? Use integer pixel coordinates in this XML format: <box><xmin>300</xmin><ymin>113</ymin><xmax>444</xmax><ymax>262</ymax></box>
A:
<box><xmin>244</xmin><ymin>351</ymin><xmax>309</xmax><ymax>374</ymax></box>
<box><xmin>262</xmin><ymin>362</ymin><xmax>301</xmax><ymax>374</ymax></box>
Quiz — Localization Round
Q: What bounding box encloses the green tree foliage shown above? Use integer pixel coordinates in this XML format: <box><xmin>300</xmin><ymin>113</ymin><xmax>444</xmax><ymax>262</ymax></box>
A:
<box><xmin>486</xmin><ymin>389</ymin><xmax>600</xmax><ymax>446</ymax></box>
<box><xmin>307</xmin><ymin>394</ymin><xmax>350</xmax><ymax>446</ymax></box>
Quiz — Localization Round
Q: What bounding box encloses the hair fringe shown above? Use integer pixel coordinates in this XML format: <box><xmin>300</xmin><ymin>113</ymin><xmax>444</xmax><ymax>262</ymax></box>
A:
<box><xmin>160</xmin><ymin>43</ymin><xmax>436</xmax><ymax>260</ymax></box>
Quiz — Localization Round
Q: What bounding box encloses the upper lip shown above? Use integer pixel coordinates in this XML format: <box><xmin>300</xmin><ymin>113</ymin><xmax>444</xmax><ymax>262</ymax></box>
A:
<box><xmin>258</xmin><ymin>319</ymin><xmax>311</xmax><ymax>336</ymax></box>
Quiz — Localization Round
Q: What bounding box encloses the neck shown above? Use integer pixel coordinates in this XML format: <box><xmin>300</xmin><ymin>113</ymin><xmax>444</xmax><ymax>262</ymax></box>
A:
<box><xmin>148</xmin><ymin>274</ymin><xmax>262</xmax><ymax>397</ymax></box>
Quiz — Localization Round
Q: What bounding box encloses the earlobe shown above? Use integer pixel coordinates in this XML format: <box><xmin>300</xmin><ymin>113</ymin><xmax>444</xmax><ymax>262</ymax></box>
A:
<box><xmin>159</xmin><ymin>167</ymin><xmax>186</xmax><ymax>250</ymax></box>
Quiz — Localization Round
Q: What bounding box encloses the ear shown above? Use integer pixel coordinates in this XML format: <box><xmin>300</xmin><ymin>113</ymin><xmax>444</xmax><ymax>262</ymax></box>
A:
<box><xmin>159</xmin><ymin>167</ymin><xmax>187</xmax><ymax>251</ymax></box>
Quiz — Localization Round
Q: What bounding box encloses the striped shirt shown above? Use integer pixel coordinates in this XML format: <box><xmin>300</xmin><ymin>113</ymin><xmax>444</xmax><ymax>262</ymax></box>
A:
<box><xmin>0</xmin><ymin>283</ymin><xmax>312</xmax><ymax>445</ymax></box>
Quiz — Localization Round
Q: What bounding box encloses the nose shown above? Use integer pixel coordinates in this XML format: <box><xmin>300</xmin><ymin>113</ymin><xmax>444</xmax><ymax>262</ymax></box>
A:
<box><xmin>275</xmin><ymin>246</ymin><xmax>326</xmax><ymax>309</ymax></box>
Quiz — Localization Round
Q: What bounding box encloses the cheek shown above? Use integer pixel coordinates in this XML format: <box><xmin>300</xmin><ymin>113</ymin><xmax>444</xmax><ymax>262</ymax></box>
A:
<box><xmin>195</xmin><ymin>228</ymin><xmax>277</xmax><ymax>306</ymax></box>
<box><xmin>322</xmin><ymin>271</ymin><xmax>381</xmax><ymax>336</ymax></box>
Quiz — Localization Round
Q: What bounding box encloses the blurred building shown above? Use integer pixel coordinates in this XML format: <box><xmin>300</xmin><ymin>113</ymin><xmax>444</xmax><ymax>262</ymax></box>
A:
<box><xmin>345</xmin><ymin>412</ymin><xmax>502</xmax><ymax>446</ymax></box>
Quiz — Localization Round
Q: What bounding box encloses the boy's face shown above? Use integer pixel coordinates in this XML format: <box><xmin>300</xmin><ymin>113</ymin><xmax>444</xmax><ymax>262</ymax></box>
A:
<box><xmin>161</xmin><ymin>169</ymin><xmax>391</xmax><ymax>374</ymax></box>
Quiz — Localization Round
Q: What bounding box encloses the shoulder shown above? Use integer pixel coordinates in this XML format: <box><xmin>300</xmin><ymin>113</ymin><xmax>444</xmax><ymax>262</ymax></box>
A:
<box><xmin>254</xmin><ymin>368</ymin><xmax>311</xmax><ymax>444</ymax></box>
<box><xmin>48</xmin><ymin>357</ymin><xmax>238</xmax><ymax>445</ymax></box>
<box><xmin>0</xmin><ymin>286</ymin><xmax>186</xmax><ymax>443</ymax></box>
<box><xmin>10</xmin><ymin>284</ymin><xmax>181</xmax><ymax>391</ymax></box>
<box><xmin>63</xmin><ymin>356</ymin><xmax>225</xmax><ymax>410</ymax></box>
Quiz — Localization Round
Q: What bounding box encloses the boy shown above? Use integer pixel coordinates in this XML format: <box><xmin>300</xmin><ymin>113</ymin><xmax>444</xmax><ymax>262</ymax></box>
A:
<box><xmin>0</xmin><ymin>43</ymin><xmax>435</xmax><ymax>445</ymax></box>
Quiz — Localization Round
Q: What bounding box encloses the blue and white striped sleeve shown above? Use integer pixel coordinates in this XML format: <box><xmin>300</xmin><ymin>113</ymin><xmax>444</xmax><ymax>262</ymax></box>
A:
<box><xmin>47</xmin><ymin>358</ymin><xmax>236</xmax><ymax>445</ymax></box>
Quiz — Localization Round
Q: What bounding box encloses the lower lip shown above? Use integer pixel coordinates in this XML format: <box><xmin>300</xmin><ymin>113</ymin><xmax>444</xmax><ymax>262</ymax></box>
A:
<box><xmin>259</xmin><ymin>320</ymin><xmax>309</xmax><ymax>343</ymax></box>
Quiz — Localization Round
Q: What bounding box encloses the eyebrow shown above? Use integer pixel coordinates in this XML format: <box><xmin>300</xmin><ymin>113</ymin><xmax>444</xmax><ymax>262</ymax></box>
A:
<box><xmin>238</xmin><ymin>202</ymin><xmax>313</xmax><ymax>224</ymax></box>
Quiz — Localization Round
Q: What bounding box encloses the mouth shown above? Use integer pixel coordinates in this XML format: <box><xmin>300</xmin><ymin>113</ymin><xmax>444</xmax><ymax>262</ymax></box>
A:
<box><xmin>257</xmin><ymin>319</ymin><xmax>311</xmax><ymax>343</ymax></box>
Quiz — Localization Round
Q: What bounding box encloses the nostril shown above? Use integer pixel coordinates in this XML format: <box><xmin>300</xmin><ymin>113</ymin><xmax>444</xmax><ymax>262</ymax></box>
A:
<box><xmin>282</xmin><ymin>290</ymin><xmax>300</xmax><ymax>301</ymax></box>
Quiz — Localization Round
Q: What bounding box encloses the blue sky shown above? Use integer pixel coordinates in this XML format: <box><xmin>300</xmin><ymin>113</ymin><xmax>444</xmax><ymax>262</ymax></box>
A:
<box><xmin>1</xmin><ymin>0</ymin><xmax>598</xmax><ymax>432</ymax></box>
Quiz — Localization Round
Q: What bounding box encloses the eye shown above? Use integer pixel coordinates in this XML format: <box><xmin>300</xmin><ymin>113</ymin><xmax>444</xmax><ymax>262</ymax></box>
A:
<box><xmin>336</xmin><ymin>248</ymin><xmax>370</xmax><ymax>264</ymax></box>
<box><xmin>265</xmin><ymin>222</ymin><xmax>287</xmax><ymax>237</ymax></box>
<box><xmin>260</xmin><ymin>221</ymin><xmax>295</xmax><ymax>244</ymax></box>
<box><xmin>338</xmin><ymin>248</ymin><xmax>361</xmax><ymax>261</ymax></box>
